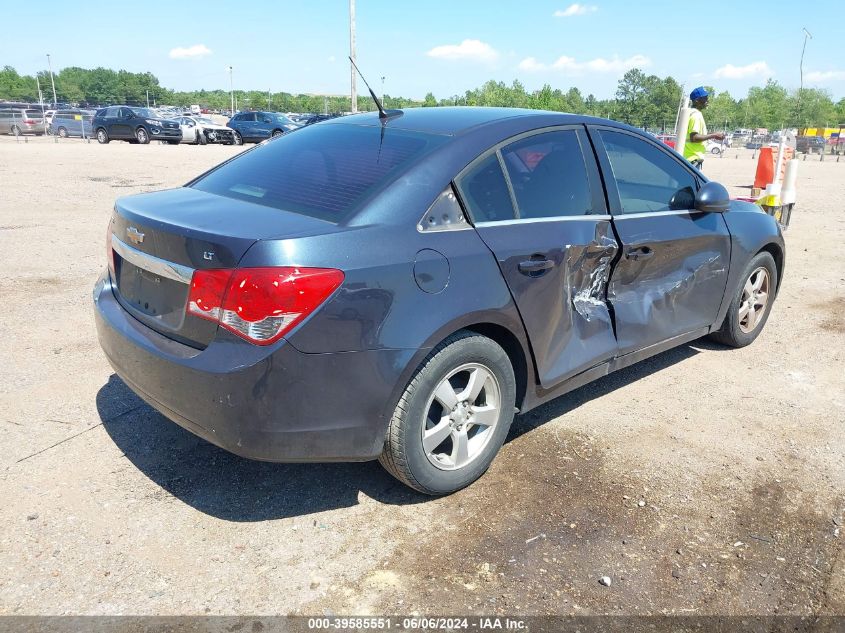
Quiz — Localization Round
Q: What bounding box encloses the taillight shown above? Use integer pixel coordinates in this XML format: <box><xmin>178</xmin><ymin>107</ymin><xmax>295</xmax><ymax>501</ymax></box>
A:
<box><xmin>186</xmin><ymin>267</ymin><xmax>344</xmax><ymax>345</ymax></box>
<box><xmin>23</xmin><ymin>119</ymin><xmax>36</xmax><ymax>125</ymax></box>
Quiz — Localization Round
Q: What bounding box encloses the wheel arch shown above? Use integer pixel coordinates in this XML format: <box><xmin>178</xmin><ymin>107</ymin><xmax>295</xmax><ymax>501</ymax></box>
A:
<box><xmin>758</xmin><ymin>241</ymin><xmax>785</xmax><ymax>293</ymax></box>
<box><xmin>379</xmin><ymin>317</ymin><xmax>534</xmax><ymax>436</ymax></box>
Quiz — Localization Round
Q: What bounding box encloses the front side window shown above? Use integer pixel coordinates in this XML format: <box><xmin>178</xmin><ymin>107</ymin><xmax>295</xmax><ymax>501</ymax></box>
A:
<box><xmin>456</xmin><ymin>153</ymin><xmax>515</xmax><ymax>223</ymax></box>
<box><xmin>599</xmin><ymin>130</ymin><xmax>697</xmax><ymax>213</ymax></box>
<box><xmin>501</xmin><ymin>130</ymin><xmax>592</xmax><ymax>218</ymax></box>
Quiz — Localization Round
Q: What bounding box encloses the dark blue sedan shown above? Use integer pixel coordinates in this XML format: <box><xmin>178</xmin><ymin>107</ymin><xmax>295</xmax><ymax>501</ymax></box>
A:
<box><xmin>94</xmin><ymin>107</ymin><xmax>785</xmax><ymax>495</ymax></box>
<box><xmin>226</xmin><ymin>110</ymin><xmax>300</xmax><ymax>143</ymax></box>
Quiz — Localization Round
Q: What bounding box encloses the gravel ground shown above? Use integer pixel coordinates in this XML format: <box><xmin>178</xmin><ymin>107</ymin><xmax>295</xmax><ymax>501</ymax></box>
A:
<box><xmin>0</xmin><ymin>135</ymin><xmax>842</xmax><ymax>616</ymax></box>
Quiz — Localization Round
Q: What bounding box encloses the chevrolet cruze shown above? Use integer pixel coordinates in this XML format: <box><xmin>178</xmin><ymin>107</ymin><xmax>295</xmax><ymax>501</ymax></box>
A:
<box><xmin>94</xmin><ymin>107</ymin><xmax>785</xmax><ymax>494</ymax></box>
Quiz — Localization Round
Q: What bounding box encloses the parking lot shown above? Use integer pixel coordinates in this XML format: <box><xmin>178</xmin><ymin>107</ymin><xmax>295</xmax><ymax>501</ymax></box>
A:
<box><xmin>0</xmin><ymin>135</ymin><xmax>842</xmax><ymax>616</ymax></box>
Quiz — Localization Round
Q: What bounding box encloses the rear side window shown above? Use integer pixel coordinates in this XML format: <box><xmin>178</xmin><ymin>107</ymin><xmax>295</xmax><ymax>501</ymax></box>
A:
<box><xmin>501</xmin><ymin>130</ymin><xmax>592</xmax><ymax>218</ymax></box>
<box><xmin>599</xmin><ymin>130</ymin><xmax>697</xmax><ymax>213</ymax></box>
<box><xmin>191</xmin><ymin>124</ymin><xmax>447</xmax><ymax>222</ymax></box>
<box><xmin>456</xmin><ymin>153</ymin><xmax>515</xmax><ymax>223</ymax></box>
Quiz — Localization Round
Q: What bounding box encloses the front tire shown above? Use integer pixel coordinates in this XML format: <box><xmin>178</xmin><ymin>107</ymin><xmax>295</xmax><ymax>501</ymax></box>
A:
<box><xmin>197</xmin><ymin>130</ymin><xmax>207</xmax><ymax>145</ymax></box>
<box><xmin>379</xmin><ymin>331</ymin><xmax>516</xmax><ymax>495</ymax></box>
<box><xmin>57</xmin><ymin>127</ymin><xmax>68</xmax><ymax>138</ymax></box>
<box><xmin>710</xmin><ymin>251</ymin><xmax>778</xmax><ymax>348</ymax></box>
<box><xmin>271</xmin><ymin>129</ymin><xmax>283</xmax><ymax>138</ymax></box>
<box><xmin>135</xmin><ymin>127</ymin><xmax>149</xmax><ymax>144</ymax></box>
<box><xmin>96</xmin><ymin>128</ymin><xmax>109</xmax><ymax>144</ymax></box>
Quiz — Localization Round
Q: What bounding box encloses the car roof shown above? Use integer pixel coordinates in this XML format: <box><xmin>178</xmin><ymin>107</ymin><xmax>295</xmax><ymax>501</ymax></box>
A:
<box><xmin>327</xmin><ymin>106</ymin><xmax>616</xmax><ymax>137</ymax></box>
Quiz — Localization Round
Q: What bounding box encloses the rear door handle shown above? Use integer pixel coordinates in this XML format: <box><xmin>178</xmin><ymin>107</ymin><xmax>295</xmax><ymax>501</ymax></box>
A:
<box><xmin>518</xmin><ymin>258</ymin><xmax>555</xmax><ymax>274</ymax></box>
<box><xmin>625</xmin><ymin>246</ymin><xmax>654</xmax><ymax>261</ymax></box>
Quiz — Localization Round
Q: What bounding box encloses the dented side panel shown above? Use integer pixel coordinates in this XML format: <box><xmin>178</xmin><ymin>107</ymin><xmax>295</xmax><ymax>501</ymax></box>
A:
<box><xmin>474</xmin><ymin>219</ymin><xmax>619</xmax><ymax>389</ymax></box>
<box><xmin>608</xmin><ymin>211</ymin><xmax>731</xmax><ymax>354</ymax></box>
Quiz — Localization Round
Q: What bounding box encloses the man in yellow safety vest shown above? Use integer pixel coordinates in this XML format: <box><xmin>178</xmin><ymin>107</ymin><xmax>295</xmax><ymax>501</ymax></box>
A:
<box><xmin>684</xmin><ymin>86</ymin><xmax>725</xmax><ymax>169</ymax></box>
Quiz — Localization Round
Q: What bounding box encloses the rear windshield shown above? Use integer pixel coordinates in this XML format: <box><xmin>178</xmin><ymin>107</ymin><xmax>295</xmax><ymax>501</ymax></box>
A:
<box><xmin>191</xmin><ymin>124</ymin><xmax>447</xmax><ymax>222</ymax></box>
<box><xmin>25</xmin><ymin>110</ymin><xmax>45</xmax><ymax>118</ymax></box>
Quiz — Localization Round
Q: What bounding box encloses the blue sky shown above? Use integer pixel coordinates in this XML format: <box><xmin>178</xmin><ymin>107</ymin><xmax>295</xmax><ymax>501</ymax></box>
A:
<box><xmin>5</xmin><ymin>0</ymin><xmax>844</xmax><ymax>100</ymax></box>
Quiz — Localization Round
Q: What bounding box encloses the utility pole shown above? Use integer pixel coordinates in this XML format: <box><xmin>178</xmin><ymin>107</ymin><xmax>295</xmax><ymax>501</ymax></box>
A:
<box><xmin>349</xmin><ymin>0</ymin><xmax>357</xmax><ymax>113</ymax></box>
<box><xmin>36</xmin><ymin>75</ymin><xmax>43</xmax><ymax>106</ymax></box>
<box><xmin>146</xmin><ymin>90</ymin><xmax>150</xmax><ymax>108</ymax></box>
<box><xmin>797</xmin><ymin>27</ymin><xmax>813</xmax><ymax>129</ymax></box>
<box><xmin>381</xmin><ymin>76</ymin><xmax>385</xmax><ymax>104</ymax></box>
<box><xmin>268</xmin><ymin>88</ymin><xmax>271</xmax><ymax>110</ymax></box>
<box><xmin>229</xmin><ymin>66</ymin><xmax>234</xmax><ymax>116</ymax></box>
<box><xmin>46</xmin><ymin>53</ymin><xmax>57</xmax><ymax>106</ymax></box>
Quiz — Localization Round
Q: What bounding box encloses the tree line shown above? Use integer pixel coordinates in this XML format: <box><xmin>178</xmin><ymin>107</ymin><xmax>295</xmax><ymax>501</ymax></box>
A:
<box><xmin>2</xmin><ymin>65</ymin><xmax>843</xmax><ymax>132</ymax></box>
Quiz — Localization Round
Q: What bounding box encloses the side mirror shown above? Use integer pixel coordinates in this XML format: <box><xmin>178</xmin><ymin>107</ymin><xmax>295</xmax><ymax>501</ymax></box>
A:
<box><xmin>695</xmin><ymin>181</ymin><xmax>730</xmax><ymax>213</ymax></box>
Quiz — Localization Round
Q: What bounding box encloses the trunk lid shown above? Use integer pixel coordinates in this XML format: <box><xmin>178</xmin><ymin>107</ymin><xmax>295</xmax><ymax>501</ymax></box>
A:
<box><xmin>109</xmin><ymin>186</ymin><xmax>340</xmax><ymax>348</ymax></box>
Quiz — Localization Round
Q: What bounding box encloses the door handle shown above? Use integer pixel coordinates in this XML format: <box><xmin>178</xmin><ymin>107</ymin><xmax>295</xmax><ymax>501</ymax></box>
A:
<box><xmin>625</xmin><ymin>246</ymin><xmax>654</xmax><ymax>261</ymax></box>
<box><xmin>518</xmin><ymin>258</ymin><xmax>555</xmax><ymax>274</ymax></box>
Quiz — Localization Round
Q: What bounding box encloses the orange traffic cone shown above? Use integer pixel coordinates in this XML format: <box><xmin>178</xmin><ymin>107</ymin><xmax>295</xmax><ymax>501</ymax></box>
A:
<box><xmin>754</xmin><ymin>147</ymin><xmax>774</xmax><ymax>189</ymax></box>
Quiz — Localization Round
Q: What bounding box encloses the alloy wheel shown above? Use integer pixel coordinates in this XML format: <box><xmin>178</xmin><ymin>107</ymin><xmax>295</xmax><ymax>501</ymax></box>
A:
<box><xmin>422</xmin><ymin>363</ymin><xmax>501</xmax><ymax>471</ymax></box>
<box><xmin>738</xmin><ymin>267</ymin><xmax>770</xmax><ymax>333</ymax></box>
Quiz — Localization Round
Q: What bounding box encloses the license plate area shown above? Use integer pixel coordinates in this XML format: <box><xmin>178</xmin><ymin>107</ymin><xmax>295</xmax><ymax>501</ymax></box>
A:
<box><xmin>115</xmin><ymin>257</ymin><xmax>189</xmax><ymax>330</ymax></box>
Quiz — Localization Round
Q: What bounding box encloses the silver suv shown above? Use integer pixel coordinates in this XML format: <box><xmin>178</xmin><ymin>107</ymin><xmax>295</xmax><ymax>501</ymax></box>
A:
<box><xmin>0</xmin><ymin>106</ymin><xmax>47</xmax><ymax>135</ymax></box>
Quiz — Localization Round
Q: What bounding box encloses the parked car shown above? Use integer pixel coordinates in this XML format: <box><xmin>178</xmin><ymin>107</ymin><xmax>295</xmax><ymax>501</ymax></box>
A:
<box><xmin>226</xmin><ymin>111</ymin><xmax>300</xmax><ymax>143</ymax></box>
<box><xmin>0</xmin><ymin>106</ymin><xmax>46</xmax><ymax>135</ymax></box>
<box><xmin>796</xmin><ymin>135</ymin><xmax>827</xmax><ymax>153</ymax></box>
<box><xmin>170</xmin><ymin>115</ymin><xmax>237</xmax><ymax>145</ymax></box>
<box><xmin>92</xmin><ymin>106</ymin><xmax>182</xmax><ymax>144</ymax></box>
<box><xmin>300</xmin><ymin>113</ymin><xmax>343</xmax><ymax>126</ymax></box>
<box><xmin>706</xmin><ymin>139</ymin><xmax>728</xmax><ymax>155</ymax></box>
<box><xmin>95</xmin><ymin>107</ymin><xmax>785</xmax><ymax>495</ymax></box>
<box><xmin>50</xmin><ymin>110</ymin><xmax>94</xmax><ymax>138</ymax></box>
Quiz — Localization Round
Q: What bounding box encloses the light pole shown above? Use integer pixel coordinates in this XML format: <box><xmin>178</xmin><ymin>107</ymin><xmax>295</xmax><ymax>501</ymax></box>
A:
<box><xmin>46</xmin><ymin>53</ymin><xmax>57</xmax><ymax>106</ymax></box>
<box><xmin>797</xmin><ymin>27</ymin><xmax>813</xmax><ymax>130</ymax></box>
<box><xmin>349</xmin><ymin>0</ymin><xmax>357</xmax><ymax>113</ymax></box>
<box><xmin>229</xmin><ymin>66</ymin><xmax>234</xmax><ymax>116</ymax></box>
<box><xmin>381</xmin><ymin>76</ymin><xmax>385</xmax><ymax>104</ymax></box>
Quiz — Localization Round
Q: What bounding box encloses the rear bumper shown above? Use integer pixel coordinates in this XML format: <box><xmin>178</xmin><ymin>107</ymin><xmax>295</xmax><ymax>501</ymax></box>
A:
<box><xmin>93</xmin><ymin>271</ymin><xmax>415</xmax><ymax>462</ymax></box>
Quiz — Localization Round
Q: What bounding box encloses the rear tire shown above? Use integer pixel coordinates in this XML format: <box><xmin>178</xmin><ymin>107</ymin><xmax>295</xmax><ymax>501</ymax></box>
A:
<box><xmin>232</xmin><ymin>131</ymin><xmax>243</xmax><ymax>145</ymax></box>
<box><xmin>379</xmin><ymin>331</ymin><xmax>516</xmax><ymax>495</ymax></box>
<box><xmin>58</xmin><ymin>127</ymin><xmax>68</xmax><ymax>138</ymax></box>
<box><xmin>10</xmin><ymin>125</ymin><xmax>21</xmax><ymax>136</ymax></box>
<box><xmin>710</xmin><ymin>251</ymin><xmax>777</xmax><ymax>348</ymax></box>
<box><xmin>96</xmin><ymin>128</ymin><xmax>109</xmax><ymax>144</ymax></box>
<box><xmin>135</xmin><ymin>127</ymin><xmax>150</xmax><ymax>144</ymax></box>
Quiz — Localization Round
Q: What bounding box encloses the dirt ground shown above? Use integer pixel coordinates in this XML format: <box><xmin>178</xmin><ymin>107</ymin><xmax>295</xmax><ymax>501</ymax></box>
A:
<box><xmin>0</xmin><ymin>134</ymin><xmax>842</xmax><ymax>617</ymax></box>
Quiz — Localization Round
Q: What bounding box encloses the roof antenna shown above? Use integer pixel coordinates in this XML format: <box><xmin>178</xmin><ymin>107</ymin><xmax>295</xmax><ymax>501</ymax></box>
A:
<box><xmin>348</xmin><ymin>57</ymin><xmax>402</xmax><ymax>122</ymax></box>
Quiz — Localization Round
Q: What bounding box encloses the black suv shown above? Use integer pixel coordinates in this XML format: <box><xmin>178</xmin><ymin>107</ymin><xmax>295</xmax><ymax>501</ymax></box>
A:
<box><xmin>92</xmin><ymin>106</ymin><xmax>182</xmax><ymax>144</ymax></box>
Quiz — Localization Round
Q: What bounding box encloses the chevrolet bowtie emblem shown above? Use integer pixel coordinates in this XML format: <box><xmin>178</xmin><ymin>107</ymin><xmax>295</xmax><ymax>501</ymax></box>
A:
<box><xmin>126</xmin><ymin>226</ymin><xmax>145</xmax><ymax>244</ymax></box>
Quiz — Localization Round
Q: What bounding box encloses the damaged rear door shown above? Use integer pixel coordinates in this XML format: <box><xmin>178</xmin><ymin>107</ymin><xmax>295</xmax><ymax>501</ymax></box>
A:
<box><xmin>590</xmin><ymin>127</ymin><xmax>731</xmax><ymax>354</ymax></box>
<box><xmin>456</xmin><ymin>127</ymin><xmax>618</xmax><ymax>389</ymax></box>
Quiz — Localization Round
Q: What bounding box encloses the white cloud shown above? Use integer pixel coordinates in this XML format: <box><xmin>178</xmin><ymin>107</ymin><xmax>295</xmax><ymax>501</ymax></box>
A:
<box><xmin>519</xmin><ymin>54</ymin><xmax>650</xmax><ymax>75</ymax></box>
<box><xmin>518</xmin><ymin>57</ymin><xmax>546</xmax><ymax>72</ymax></box>
<box><xmin>806</xmin><ymin>70</ymin><xmax>845</xmax><ymax>82</ymax></box>
<box><xmin>169</xmin><ymin>44</ymin><xmax>212</xmax><ymax>60</ymax></box>
<box><xmin>554</xmin><ymin>3</ymin><xmax>598</xmax><ymax>17</ymax></box>
<box><xmin>713</xmin><ymin>61</ymin><xmax>771</xmax><ymax>79</ymax></box>
<box><xmin>426</xmin><ymin>39</ymin><xmax>499</xmax><ymax>62</ymax></box>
